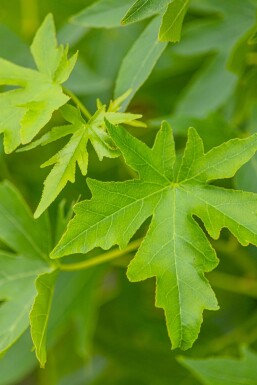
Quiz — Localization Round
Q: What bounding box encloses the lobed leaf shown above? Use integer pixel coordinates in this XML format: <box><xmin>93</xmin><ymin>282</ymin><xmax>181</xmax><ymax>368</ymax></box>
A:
<box><xmin>27</xmin><ymin>95</ymin><xmax>144</xmax><ymax>217</ymax></box>
<box><xmin>51</xmin><ymin>121</ymin><xmax>257</xmax><ymax>349</ymax></box>
<box><xmin>0</xmin><ymin>14</ymin><xmax>77</xmax><ymax>153</ymax></box>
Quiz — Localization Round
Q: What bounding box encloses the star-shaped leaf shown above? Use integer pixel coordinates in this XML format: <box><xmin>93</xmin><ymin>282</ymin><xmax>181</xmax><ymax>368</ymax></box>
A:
<box><xmin>20</xmin><ymin>92</ymin><xmax>145</xmax><ymax>218</ymax></box>
<box><xmin>51</xmin><ymin>121</ymin><xmax>257</xmax><ymax>349</ymax></box>
<box><xmin>0</xmin><ymin>14</ymin><xmax>77</xmax><ymax>153</ymax></box>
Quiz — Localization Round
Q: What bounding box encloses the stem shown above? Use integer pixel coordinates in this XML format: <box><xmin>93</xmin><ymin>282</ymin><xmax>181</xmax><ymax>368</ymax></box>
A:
<box><xmin>63</xmin><ymin>88</ymin><xmax>92</xmax><ymax>120</ymax></box>
<box><xmin>59</xmin><ymin>238</ymin><xmax>142</xmax><ymax>272</ymax></box>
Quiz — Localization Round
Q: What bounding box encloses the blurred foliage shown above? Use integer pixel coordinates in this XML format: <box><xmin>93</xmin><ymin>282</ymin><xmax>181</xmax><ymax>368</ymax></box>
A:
<box><xmin>1</xmin><ymin>0</ymin><xmax>257</xmax><ymax>384</ymax></box>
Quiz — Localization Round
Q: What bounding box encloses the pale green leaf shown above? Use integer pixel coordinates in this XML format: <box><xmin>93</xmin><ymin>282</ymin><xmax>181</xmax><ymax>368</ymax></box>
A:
<box><xmin>34</xmin><ymin>124</ymin><xmax>89</xmax><ymax>219</ymax></box>
<box><xmin>0</xmin><ymin>14</ymin><xmax>76</xmax><ymax>153</ymax></box>
<box><xmin>159</xmin><ymin>0</ymin><xmax>189</xmax><ymax>42</ymax></box>
<box><xmin>30</xmin><ymin>271</ymin><xmax>57</xmax><ymax>368</ymax></box>
<box><xmin>33</xmin><ymin>95</ymin><xmax>144</xmax><ymax>217</ymax></box>
<box><xmin>115</xmin><ymin>17</ymin><xmax>167</xmax><ymax>109</ymax></box>
<box><xmin>31</xmin><ymin>14</ymin><xmax>64</xmax><ymax>78</ymax></box>
<box><xmin>17</xmin><ymin>124</ymin><xmax>77</xmax><ymax>153</ymax></box>
<box><xmin>71</xmin><ymin>0</ymin><xmax>134</xmax><ymax>29</ymax></box>
<box><xmin>179</xmin><ymin>347</ymin><xmax>257</xmax><ymax>385</ymax></box>
<box><xmin>122</xmin><ymin>0</ymin><xmax>170</xmax><ymax>25</ymax></box>
<box><xmin>51</xmin><ymin>122</ymin><xmax>257</xmax><ymax>349</ymax></box>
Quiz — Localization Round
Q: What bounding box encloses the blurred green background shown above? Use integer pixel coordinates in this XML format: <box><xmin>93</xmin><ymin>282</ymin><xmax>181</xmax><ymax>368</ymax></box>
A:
<box><xmin>1</xmin><ymin>1</ymin><xmax>257</xmax><ymax>384</ymax></box>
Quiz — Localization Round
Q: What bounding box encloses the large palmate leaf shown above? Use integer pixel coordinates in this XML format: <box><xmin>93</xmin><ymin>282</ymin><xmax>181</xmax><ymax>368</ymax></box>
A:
<box><xmin>52</xmin><ymin>121</ymin><xmax>257</xmax><ymax>350</ymax></box>
<box><xmin>0</xmin><ymin>14</ymin><xmax>77</xmax><ymax>153</ymax></box>
<box><xmin>20</xmin><ymin>93</ymin><xmax>144</xmax><ymax>217</ymax></box>
<box><xmin>179</xmin><ymin>347</ymin><xmax>257</xmax><ymax>385</ymax></box>
<box><xmin>0</xmin><ymin>182</ymin><xmax>52</xmax><ymax>354</ymax></box>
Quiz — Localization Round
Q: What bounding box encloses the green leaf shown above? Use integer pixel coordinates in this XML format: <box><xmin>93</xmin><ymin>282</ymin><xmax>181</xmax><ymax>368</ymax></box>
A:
<box><xmin>0</xmin><ymin>14</ymin><xmax>77</xmax><ymax>153</ymax></box>
<box><xmin>71</xmin><ymin>0</ymin><xmax>134</xmax><ymax>29</ymax></box>
<box><xmin>27</xmin><ymin>95</ymin><xmax>144</xmax><ymax>217</ymax></box>
<box><xmin>30</xmin><ymin>271</ymin><xmax>57</xmax><ymax>368</ymax></box>
<box><xmin>178</xmin><ymin>347</ymin><xmax>257</xmax><ymax>385</ymax></box>
<box><xmin>0</xmin><ymin>181</ymin><xmax>51</xmax><ymax>354</ymax></box>
<box><xmin>159</xmin><ymin>0</ymin><xmax>189</xmax><ymax>42</ymax></box>
<box><xmin>34</xmin><ymin>107</ymin><xmax>89</xmax><ymax>218</ymax></box>
<box><xmin>122</xmin><ymin>0</ymin><xmax>170</xmax><ymax>25</ymax></box>
<box><xmin>51</xmin><ymin>121</ymin><xmax>257</xmax><ymax>349</ymax></box>
<box><xmin>115</xmin><ymin>18</ymin><xmax>167</xmax><ymax>109</ymax></box>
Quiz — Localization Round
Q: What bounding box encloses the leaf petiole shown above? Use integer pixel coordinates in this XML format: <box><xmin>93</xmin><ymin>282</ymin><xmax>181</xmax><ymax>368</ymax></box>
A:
<box><xmin>63</xmin><ymin>87</ymin><xmax>92</xmax><ymax>120</ymax></box>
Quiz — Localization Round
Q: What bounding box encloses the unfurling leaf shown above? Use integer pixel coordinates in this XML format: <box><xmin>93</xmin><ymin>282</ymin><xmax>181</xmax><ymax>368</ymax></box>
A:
<box><xmin>52</xmin><ymin>121</ymin><xmax>257</xmax><ymax>350</ymax></box>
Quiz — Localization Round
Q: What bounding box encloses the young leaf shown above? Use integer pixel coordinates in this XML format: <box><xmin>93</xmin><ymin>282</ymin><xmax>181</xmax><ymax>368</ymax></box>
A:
<box><xmin>25</xmin><ymin>94</ymin><xmax>144</xmax><ymax>218</ymax></box>
<box><xmin>71</xmin><ymin>0</ymin><xmax>134</xmax><ymax>29</ymax></box>
<box><xmin>0</xmin><ymin>14</ymin><xmax>77</xmax><ymax>153</ymax></box>
<box><xmin>122</xmin><ymin>0</ymin><xmax>170</xmax><ymax>25</ymax></box>
<box><xmin>159</xmin><ymin>0</ymin><xmax>189</xmax><ymax>42</ymax></box>
<box><xmin>0</xmin><ymin>182</ymin><xmax>51</xmax><ymax>354</ymax></box>
<box><xmin>115</xmin><ymin>17</ymin><xmax>167</xmax><ymax>109</ymax></box>
<box><xmin>52</xmin><ymin>121</ymin><xmax>257</xmax><ymax>350</ymax></box>
<box><xmin>30</xmin><ymin>271</ymin><xmax>57</xmax><ymax>368</ymax></box>
<box><xmin>178</xmin><ymin>347</ymin><xmax>257</xmax><ymax>385</ymax></box>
